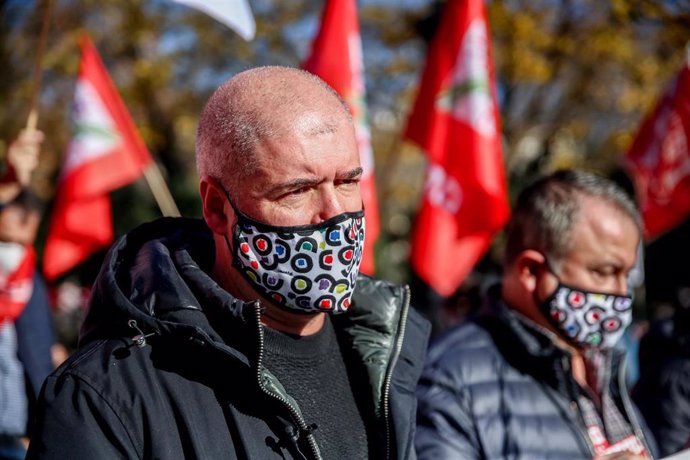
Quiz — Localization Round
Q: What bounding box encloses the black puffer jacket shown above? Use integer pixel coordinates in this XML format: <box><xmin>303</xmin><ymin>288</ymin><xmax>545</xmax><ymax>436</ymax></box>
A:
<box><xmin>415</xmin><ymin>285</ymin><xmax>656</xmax><ymax>460</ymax></box>
<box><xmin>27</xmin><ymin>218</ymin><xmax>430</xmax><ymax>459</ymax></box>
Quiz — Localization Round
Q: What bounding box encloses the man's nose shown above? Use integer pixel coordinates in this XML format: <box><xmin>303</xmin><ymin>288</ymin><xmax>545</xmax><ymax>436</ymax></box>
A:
<box><xmin>313</xmin><ymin>187</ymin><xmax>344</xmax><ymax>223</ymax></box>
<box><xmin>615</xmin><ymin>275</ymin><xmax>630</xmax><ymax>297</ymax></box>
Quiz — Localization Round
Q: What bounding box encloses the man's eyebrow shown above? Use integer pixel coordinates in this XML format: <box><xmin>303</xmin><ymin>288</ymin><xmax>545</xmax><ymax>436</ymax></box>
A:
<box><xmin>266</xmin><ymin>177</ymin><xmax>321</xmax><ymax>195</ymax></box>
<box><xmin>266</xmin><ymin>167</ymin><xmax>364</xmax><ymax>196</ymax></box>
<box><xmin>339</xmin><ymin>167</ymin><xmax>363</xmax><ymax>179</ymax></box>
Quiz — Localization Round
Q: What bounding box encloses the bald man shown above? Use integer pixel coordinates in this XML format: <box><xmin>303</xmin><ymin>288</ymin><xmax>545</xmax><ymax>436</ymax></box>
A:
<box><xmin>27</xmin><ymin>67</ymin><xmax>430</xmax><ymax>459</ymax></box>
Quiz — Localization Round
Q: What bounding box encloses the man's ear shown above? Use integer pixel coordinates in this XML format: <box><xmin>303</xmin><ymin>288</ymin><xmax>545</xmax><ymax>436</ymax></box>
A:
<box><xmin>514</xmin><ymin>249</ymin><xmax>546</xmax><ymax>293</ymax></box>
<box><xmin>199</xmin><ymin>176</ymin><xmax>233</xmax><ymax>236</ymax></box>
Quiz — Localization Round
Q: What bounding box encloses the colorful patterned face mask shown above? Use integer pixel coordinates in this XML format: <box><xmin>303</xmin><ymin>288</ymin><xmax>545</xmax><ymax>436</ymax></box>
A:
<box><xmin>228</xmin><ymin>207</ymin><xmax>365</xmax><ymax>314</ymax></box>
<box><xmin>541</xmin><ymin>282</ymin><xmax>633</xmax><ymax>349</ymax></box>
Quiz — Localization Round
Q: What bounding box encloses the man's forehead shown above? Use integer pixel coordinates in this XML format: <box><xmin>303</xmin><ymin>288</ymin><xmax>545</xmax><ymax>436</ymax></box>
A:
<box><xmin>252</xmin><ymin>142</ymin><xmax>360</xmax><ymax>177</ymax></box>
<box><xmin>575</xmin><ymin>194</ymin><xmax>639</xmax><ymax>230</ymax></box>
<box><xmin>291</xmin><ymin>112</ymin><xmax>340</xmax><ymax>136</ymax></box>
<box><xmin>567</xmin><ymin>196</ymin><xmax>640</xmax><ymax>259</ymax></box>
<box><xmin>258</xmin><ymin>109</ymin><xmax>354</xmax><ymax>152</ymax></box>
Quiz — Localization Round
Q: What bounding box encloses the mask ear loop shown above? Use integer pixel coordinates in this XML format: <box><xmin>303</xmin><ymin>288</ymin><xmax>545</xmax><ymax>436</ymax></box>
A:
<box><xmin>216</xmin><ymin>185</ymin><xmax>244</xmax><ymax>270</ymax></box>
<box><xmin>218</xmin><ymin>186</ymin><xmax>244</xmax><ymax>218</ymax></box>
<box><xmin>531</xmin><ymin>254</ymin><xmax>561</xmax><ymax>317</ymax></box>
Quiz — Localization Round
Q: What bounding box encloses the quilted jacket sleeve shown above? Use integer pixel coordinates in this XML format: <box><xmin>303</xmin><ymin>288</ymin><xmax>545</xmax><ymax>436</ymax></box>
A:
<box><xmin>27</xmin><ymin>372</ymin><xmax>139</xmax><ymax>459</ymax></box>
<box><xmin>415</xmin><ymin>369</ymin><xmax>481</xmax><ymax>460</ymax></box>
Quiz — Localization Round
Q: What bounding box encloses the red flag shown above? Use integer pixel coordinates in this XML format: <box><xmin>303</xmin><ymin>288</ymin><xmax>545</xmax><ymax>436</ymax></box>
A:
<box><xmin>43</xmin><ymin>36</ymin><xmax>152</xmax><ymax>280</ymax></box>
<box><xmin>625</xmin><ymin>57</ymin><xmax>690</xmax><ymax>239</ymax></box>
<box><xmin>405</xmin><ymin>0</ymin><xmax>509</xmax><ymax>296</ymax></box>
<box><xmin>303</xmin><ymin>0</ymin><xmax>380</xmax><ymax>275</ymax></box>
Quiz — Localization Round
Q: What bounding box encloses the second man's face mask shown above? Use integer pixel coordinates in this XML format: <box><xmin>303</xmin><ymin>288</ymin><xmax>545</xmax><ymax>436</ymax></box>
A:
<box><xmin>538</xmin><ymin>260</ymin><xmax>633</xmax><ymax>349</ymax></box>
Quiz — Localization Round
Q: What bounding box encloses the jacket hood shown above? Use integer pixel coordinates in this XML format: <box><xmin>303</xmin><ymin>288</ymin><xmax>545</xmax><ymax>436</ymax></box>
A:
<box><xmin>79</xmin><ymin>218</ymin><xmax>253</xmax><ymax>351</ymax></box>
<box><xmin>78</xmin><ymin>218</ymin><xmax>424</xmax><ymax>372</ymax></box>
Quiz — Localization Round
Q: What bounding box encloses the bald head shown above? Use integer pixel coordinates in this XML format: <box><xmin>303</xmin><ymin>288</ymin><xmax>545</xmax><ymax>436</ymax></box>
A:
<box><xmin>196</xmin><ymin>66</ymin><xmax>353</xmax><ymax>192</ymax></box>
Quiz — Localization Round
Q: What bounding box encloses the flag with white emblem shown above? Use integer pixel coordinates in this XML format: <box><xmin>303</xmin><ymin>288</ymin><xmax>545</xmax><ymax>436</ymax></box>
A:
<box><xmin>43</xmin><ymin>35</ymin><xmax>152</xmax><ymax>280</ymax></box>
<box><xmin>405</xmin><ymin>0</ymin><xmax>509</xmax><ymax>296</ymax></box>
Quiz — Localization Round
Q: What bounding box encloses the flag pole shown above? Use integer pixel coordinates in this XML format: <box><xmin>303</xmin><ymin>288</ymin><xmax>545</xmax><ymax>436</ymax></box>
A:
<box><xmin>26</xmin><ymin>0</ymin><xmax>54</xmax><ymax>132</ymax></box>
<box><xmin>143</xmin><ymin>163</ymin><xmax>181</xmax><ymax>217</ymax></box>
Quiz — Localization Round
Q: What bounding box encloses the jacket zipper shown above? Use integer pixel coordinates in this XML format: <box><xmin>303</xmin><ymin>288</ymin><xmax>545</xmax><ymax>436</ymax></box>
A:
<box><xmin>251</xmin><ymin>301</ymin><xmax>322</xmax><ymax>460</ymax></box>
<box><xmin>617</xmin><ymin>358</ymin><xmax>653</xmax><ymax>456</ymax></box>
<box><xmin>560</xmin><ymin>355</ymin><xmax>596</xmax><ymax>457</ymax></box>
<box><xmin>381</xmin><ymin>285</ymin><xmax>411</xmax><ymax>460</ymax></box>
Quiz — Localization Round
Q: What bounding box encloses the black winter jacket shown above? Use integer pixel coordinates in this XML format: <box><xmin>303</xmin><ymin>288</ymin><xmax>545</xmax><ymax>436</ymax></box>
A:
<box><xmin>634</xmin><ymin>315</ymin><xmax>690</xmax><ymax>457</ymax></box>
<box><xmin>415</xmin><ymin>286</ymin><xmax>656</xmax><ymax>460</ymax></box>
<box><xmin>27</xmin><ymin>218</ymin><xmax>430</xmax><ymax>459</ymax></box>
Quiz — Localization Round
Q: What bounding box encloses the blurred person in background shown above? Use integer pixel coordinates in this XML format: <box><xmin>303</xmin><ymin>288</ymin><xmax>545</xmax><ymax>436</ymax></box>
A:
<box><xmin>434</xmin><ymin>271</ymin><xmax>486</xmax><ymax>336</ymax></box>
<box><xmin>416</xmin><ymin>170</ymin><xmax>656</xmax><ymax>460</ymax></box>
<box><xmin>633</xmin><ymin>284</ymin><xmax>690</xmax><ymax>457</ymax></box>
<box><xmin>0</xmin><ymin>131</ymin><xmax>55</xmax><ymax>460</ymax></box>
<box><xmin>0</xmin><ymin>130</ymin><xmax>42</xmax><ymax>203</ymax></box>
<box><xmin>27</xmin><ymin>66</ymin><xmax>430</xmax><ymax>459</ymax></box>
<box><xmin>51</xmin><ymin>281</ymin><xmax>89</xmax><ymax>360</ymax></box>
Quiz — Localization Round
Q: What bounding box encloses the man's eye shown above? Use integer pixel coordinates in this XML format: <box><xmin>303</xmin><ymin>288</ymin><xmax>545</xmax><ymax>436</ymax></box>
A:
<box><xmin>290</xmin><ymin>187</ymin><xmax>310</xmax><ymax>196</ymax></box>
<box><xmin>592</xmin><ymin>267</ymin><xmax>615</xmax><ymax>278</ymax></box>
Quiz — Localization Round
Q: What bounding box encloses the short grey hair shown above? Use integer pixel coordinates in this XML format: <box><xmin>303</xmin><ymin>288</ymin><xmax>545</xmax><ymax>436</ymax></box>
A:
<box><xmin>195</xmin><ymin>66</ymin><xmax>352</xmax><ymax>193</ymax></box>
<box><xmin>503</xmin><ymin>169</ymin><xmax>641</xmax><ymax>268</ymax></box>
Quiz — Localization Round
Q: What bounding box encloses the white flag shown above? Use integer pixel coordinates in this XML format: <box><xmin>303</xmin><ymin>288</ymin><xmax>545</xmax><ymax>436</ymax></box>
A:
<box><xmin>172</xmin><ymin>0</ymin><xmax>255</xmax><ymax>41</ymax></box>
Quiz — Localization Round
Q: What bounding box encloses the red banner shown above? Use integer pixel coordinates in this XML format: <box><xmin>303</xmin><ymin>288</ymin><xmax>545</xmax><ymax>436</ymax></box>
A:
<box><xmin>43</xmin><ymin>35</ymin><xmax>152</xmax><ymax>280</ymax></box>
<box><xmin>625</xmin><ymin>59</ymin><xmax>690</xmax><ymax>239</ymax></box>
<box><xmin>405</xmin><ymin>0</ymin><xmax>509</xmax><ymax>296</ymax></box>
<box><xmin>303</xmin><ymin>0</ymin><xmax>380</xmax><ymax>275</ymax></box>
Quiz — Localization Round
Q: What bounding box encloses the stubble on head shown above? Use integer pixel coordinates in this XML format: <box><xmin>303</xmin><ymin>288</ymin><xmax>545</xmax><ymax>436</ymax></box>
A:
<box><xmin>196</xmin><ymin>66</ymin><xmax>353</xmax><ymax>197</ymax></box>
